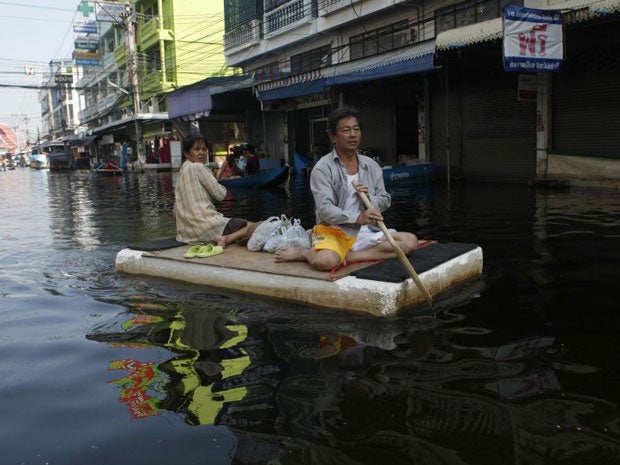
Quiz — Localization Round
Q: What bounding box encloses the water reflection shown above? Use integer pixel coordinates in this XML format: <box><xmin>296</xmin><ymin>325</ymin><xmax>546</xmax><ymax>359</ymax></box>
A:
<box><xmin>3</xmin><ymin>169</ymin><xmax>620</xmax><ymax>464</ymax></box>
<box><xmin>87</xmin><ymin>289</ymin><xmax>620</xmax><ymax>464</ymax></box>
<box><xmin>45</xmin><ymin>171</ymin><xmax>178</xmax><ymax>247</ymax></box>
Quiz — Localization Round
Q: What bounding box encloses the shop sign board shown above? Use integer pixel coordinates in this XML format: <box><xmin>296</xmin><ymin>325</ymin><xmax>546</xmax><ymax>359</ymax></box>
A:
<box><xmin>503</xmin><ymin>6</ymin><xmax>564</xmax><ymax>72</ymax></box>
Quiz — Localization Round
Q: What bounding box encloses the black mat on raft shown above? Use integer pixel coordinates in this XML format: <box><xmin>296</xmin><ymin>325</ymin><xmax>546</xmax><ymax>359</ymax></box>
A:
<box><xmin>352</xmin><ymin>242</ymin><xmax>479</xmax><ymax>283</ymax></box>
<box><xmin>128</xmin><ymin>237</ymin><xmax>186</xmax><ymax>251</ymax></box>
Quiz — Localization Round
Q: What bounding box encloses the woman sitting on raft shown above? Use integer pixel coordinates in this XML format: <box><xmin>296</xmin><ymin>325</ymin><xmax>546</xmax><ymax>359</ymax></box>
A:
<box><xmin>174</xmin><ymin>135</ymin><xmax>257</xmax><ymax>247</ymax></box>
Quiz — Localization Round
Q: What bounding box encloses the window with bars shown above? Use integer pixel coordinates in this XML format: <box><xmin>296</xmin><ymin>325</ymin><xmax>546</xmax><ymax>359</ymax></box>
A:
<box><xmin>225</xmin><ymin>0</ymin><xmax>263</xmax><ymax>29</ymax></box>
<box><xmin>435</xmin><ymin>0</ymin><xmax>521</xmax><ymax>34</ymax></box>
<box><xmin>291</xmin><ymin>44</ymin><xmax>332</xmax><ymax>73</ymax></box>
<box><xmin>349</xmin><ymin>20</ymin><xmax>410</xmax><ymax>60</ymax></box>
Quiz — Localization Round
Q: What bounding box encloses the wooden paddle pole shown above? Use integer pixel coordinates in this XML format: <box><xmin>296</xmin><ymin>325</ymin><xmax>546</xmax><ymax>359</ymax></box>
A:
<box><xmin>355</xmin><ymin>185</ymin><xmax>433</xmax><ymax>307</ymax></box>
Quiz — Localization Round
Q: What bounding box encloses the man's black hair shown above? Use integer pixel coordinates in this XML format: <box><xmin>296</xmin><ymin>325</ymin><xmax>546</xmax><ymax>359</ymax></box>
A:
<box><xmin>327</xmin><ymin>106</ymin><xmax>360</xmax><ymax>135</ymax></box>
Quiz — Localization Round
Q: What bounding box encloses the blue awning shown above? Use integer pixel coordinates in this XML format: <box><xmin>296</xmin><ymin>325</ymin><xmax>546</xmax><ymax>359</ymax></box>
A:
<box><xmin>168</xmin><ymin>85</ymin><xmax>212</xmax><ymax>120</ymax></box>
<box><xmin>258</xmin><ymin>80</ymin><xmax>325</xmax><ymax>101</ymax></box>
<box><xmin>324</xmin><ymin>53</ymin><xmax>434</xmax><ymax>86</ymax></box>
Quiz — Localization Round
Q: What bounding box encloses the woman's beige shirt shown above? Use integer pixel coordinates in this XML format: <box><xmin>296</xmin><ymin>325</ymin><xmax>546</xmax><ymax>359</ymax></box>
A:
<box><xmin>174</xmin><ymin>161</ymin><xmax>229</xmax><ymax>243</ymax></box>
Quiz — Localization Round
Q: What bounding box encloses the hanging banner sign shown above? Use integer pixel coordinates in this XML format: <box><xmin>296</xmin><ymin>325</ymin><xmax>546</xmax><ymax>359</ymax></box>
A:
<box><xmin>74</xmin><ymin>35</ymin><xmax>99</xmax><ymax>51</ymax></box>
<box><xmin>76</xmin><ymin>58</ymin><xmax>100</xmax><ymax>66</ymax></box>
<box><xmin>74</xmin><ymin>51</ymin><xmax>100</xmax><ymax>59</ymax></box>
<box><xmin>55</xmin><ymin>74</ymin><xmax>74</xmax><ymax>84</ymax></box>
<box><xmin>73</xmin><ymin>19</ymin><xmax>98</xmax><ymax>33</ymax></box>
<box><xmin>96</xmin><ymin>2</ymin><xmax>127</xmax><ymax>23</ymax></box>
<box><xmin>503</xmin><ymin>6</ymin><xmax>564</xmax><ymax>72</ymax></box>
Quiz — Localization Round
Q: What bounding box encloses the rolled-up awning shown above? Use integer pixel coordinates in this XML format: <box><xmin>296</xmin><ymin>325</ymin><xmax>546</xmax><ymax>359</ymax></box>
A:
<box><xmin>435</xmin><ymin>18</ymin><xmax>503</xmax><ymax>50</ymax></box>
<box><xmin>257</xmin><ymin>79</ymin><xmax>325</xmax><ymax>101</ymax></box>
<box><xmin>91</xmin><ymin>113</ymin><xmax>169</xmax><ymax>134</ymax></box>
<box><xmin>167</xmin><ymin>75</ymin><xmax>253</xmax><ymax>120</ymax></box>
<box><xmin>256</xmin><ymin>42</ymin><xmax>435</xmax><ymax>101</ymax></box>
<box><xmin>167</xmin><ymin>86</ymin><xmax>212</xmax><ymax>120</ymax></box>
<box><xmin>81</xmin><ymin>135</ymin><xmax>98</xmax><ymax>146</ymax></box>
<box><xmin>324</xmin><ymin>53</ymin><xmax>434</xmax><ymax>86</ymax></box>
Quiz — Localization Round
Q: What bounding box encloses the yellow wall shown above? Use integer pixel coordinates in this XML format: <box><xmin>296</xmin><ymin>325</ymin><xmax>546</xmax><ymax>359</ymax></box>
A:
<box><xmin>134</xmin><ymin>0</ymin><xmax>239</xmax><ymax>96</ymax></box>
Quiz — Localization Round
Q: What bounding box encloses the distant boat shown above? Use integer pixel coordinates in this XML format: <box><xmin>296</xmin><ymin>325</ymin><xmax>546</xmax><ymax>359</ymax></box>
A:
<box><xmin>219</xmin><ymin>165</ymin><xmax>290</xmax><ymax>189</ymax></box>
<box><xmin>295</xmin><ymin>151</ymin><xmax>434</xmax><ymax>185</ymax></box>
<box><xmin>293</xmin><ymin>152</ymin><xmax>313</xmax><ymax>174</ymax></box>
<box><xmin>382</xmin><ymin>162</ymin><xmax>435</xmax><ymax>185</ymax></box>
<box><xmin>94</xmin><ymin>160</ymin><xmax>124</xmax><ymax>175</ymax></box>
<box><xmin>29</xmin><ymin>145</ymin><xmax>49</xmax><ymax>169</ymax></box>
<box><xmin>43</xmin><ymin>141</ymin><xmax>74</xmax><ymax>170</ymax></box>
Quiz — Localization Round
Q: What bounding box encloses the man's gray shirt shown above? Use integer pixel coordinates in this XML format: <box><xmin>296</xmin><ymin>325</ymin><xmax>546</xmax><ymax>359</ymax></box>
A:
<box><xmin>310</xmin><ymin>148</ymin><xmax>391</xmax><ymax>237</ymax></box>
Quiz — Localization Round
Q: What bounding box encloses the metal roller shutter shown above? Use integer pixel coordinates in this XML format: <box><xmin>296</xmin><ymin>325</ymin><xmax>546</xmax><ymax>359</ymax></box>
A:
<box><xmin>552</xmin><ymin>22</ymin><xmax>620</xmax><ymax>158</ymax></box>
<box><xmin>431</xmin><ymin>50</ymin><xmax>536</xmax><ymax>183</ymax></box>
<box><xmin>461</xmin><ymin>69</ymin><xmax>536</xmax><ymax>183</ymax></box>
<box><xmin>345</xmin><ymin>88</ymin><xmax>396</xmax><ymax>163</ymax></box>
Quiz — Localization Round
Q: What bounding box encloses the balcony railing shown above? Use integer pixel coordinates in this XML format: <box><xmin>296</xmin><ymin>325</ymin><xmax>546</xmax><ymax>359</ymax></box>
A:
<box><xmin>98</xmin><ymin>93</ymin><xmax>117</xmax><ymax>114</ymax></box>
<box><xmin>264</xmin><ymin>0</ymin><xmax>314</xmax><ymax>36</ymax></box>
<box><xmin>139</xmin><ymin>69</ymin><xmax>163</xmax><ymax>97</ymax></box>
<box><xmin>102</xmin><ymin>52</ymin><xmax>116</xmax><ymax>70</ymax></box>
<box><xmin>78</xmin><ymin>92</ymin><xmax>118</xmax><ymax>123</ymax></box>
<box><xmin>224</xmin><ymin>19</ymin><xmax>262</xmax><ymax>50</ymax></box>
<box><xmin>78</xmin><ymin>105</ymin><xmax>95</xmax><ymax>121</ymax></box>
<box><xmin>138</xmin><ymin>16</ymin><xmax>158</xmax><ymax>49</ymax></box>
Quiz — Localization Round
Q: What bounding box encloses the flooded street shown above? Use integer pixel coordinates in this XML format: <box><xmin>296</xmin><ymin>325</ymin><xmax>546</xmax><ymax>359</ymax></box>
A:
<box><xmin>1</xmin><ymin>167</ymin><xmax>619</xmax><ymax>465</ymax></box>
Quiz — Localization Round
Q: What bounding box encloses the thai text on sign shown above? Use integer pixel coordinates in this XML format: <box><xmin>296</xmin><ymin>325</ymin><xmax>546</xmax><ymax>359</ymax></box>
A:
<box><xmin>503</xmin><ymin>6</ymin><xmax>564</xmax><ymax>72</ymax></box>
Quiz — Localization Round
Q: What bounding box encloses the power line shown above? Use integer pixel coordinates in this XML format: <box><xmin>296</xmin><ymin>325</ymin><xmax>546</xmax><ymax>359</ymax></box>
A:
<box><xmin>0</xmin><ymin>1</ymin><xmax>73</xmax><ymax>11</ymax></box>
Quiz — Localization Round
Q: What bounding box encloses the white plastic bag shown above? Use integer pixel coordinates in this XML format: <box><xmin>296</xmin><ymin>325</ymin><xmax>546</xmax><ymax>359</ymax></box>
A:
<box><xmin>284</xmin><ymin>218</ymin><xmax>310</xmax><ymax>249</ymax></box>
<box><xmin>263</xmin><ymin>218</ymin><xmax>309</xmax><ymax>253</ymax></box>
<box><xmin>247</xmin><ymin>215</ymin><xmax>290</xmax><ymax>251</ymax></box>
<box><xmin>263</xmin><ymin>225</ymin><xmax>289</xmax><ymax>253</ymax></box>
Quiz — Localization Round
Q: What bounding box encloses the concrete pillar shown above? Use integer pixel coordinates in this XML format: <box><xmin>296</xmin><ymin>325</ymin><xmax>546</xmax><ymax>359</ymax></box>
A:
<box><xmin>535</xmin><ymin>73</ymin><xmax>550</xmax><ymax>178</ymax></box>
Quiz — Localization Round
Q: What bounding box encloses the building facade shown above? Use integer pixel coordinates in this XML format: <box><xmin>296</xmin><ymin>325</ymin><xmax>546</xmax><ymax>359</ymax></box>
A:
<box><xmin>74</xmin><ymin>0</ymin><xmax>235</xmax><ymax>168</ymax></box>
<box><xmin>38</xmin><ymin>59</ymin><xmax>83</xmax><ymax>142</ymax></box>
<box><xmin>217</xmin><ymin>0</ymin><xmax>619</xmax><ymax>186</ymax></box>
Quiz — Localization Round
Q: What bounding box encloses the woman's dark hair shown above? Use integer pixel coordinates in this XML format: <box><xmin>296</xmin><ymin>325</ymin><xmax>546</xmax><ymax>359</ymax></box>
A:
<box><xmin>327</xmin><ymin>106</ymin><xmax>361</xmax><ymax>135</ymax></box>
<box><xmin>182</xmin><ymin>135</ymin><xmax>206</xmax><ymax>154</ymax></box>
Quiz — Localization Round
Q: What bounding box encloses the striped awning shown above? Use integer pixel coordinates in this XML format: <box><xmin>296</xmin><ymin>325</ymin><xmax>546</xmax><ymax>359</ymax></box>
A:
<box><xmin>436</xmin><ymin>18</ymin><xmax>503</xmax><ymax>50</ymax></box>
<box><xmin>255</xmin><ymin>41</ymin><xmax>436</xmax><ymax>101</ymax></box>
<box><xmin>436</xmin><ymin>0</ymin><xmax>620</xmax><ymax>51</ymax></box>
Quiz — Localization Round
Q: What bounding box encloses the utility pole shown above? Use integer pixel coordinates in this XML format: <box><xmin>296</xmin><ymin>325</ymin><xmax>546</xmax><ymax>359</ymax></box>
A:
<box><xmin>23</xmin><ymin>116</ymin><xmax>31</xmax><ymax>145</ymax></box>
<box><xmin>12</xmin><ymin>125</ymin><xmax>20</xmax><ymax>154</ymax></box>
<box><xmin>11</xmin><ymin>113</ymin><xmax>30</xmax><ymax>150</ymax></box>
<box><xmin>123</xmin><ymin>3</ymin><xmax>143</xmax><ymax>164</ymax></box>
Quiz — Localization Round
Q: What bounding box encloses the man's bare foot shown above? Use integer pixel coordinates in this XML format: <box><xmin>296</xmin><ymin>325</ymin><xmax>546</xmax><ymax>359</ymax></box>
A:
<box><xmin>274</xmin><ymin>247</ymin><xmax>307</xmax><ymax>263</ymax></box>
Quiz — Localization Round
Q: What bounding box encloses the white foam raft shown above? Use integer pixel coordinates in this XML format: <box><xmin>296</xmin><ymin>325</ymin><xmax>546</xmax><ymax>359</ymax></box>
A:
<box><xmin>115</xmin><ymin>242</ymin><xmax>483</xmax><ymax>317</ymax></box>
